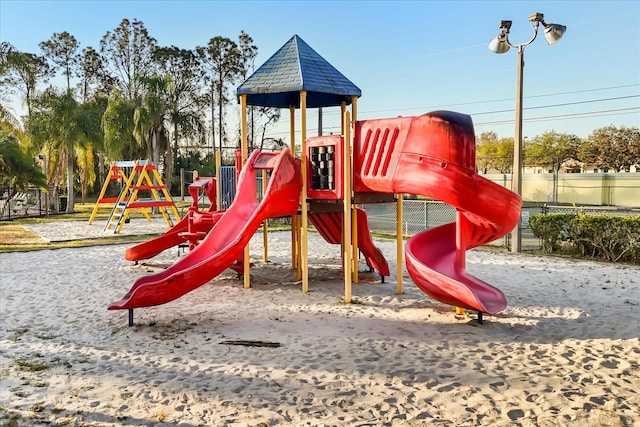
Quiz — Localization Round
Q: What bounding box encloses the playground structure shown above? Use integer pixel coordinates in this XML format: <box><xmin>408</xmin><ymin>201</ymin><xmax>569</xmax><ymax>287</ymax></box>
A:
<box><xmin>108</xmin><ymin>35</ymin><xmax>521</xmax><ymax>323</ymax></box>
<box><xmin>89</xmin><ymin>160</ymin><xmax>180</xmax><ymax>233</ymax></box>
<box><xmin>123</xmin><ymin>175</ymin><xmax>224</xmax><ymax>262</ymax></box>
<box><xmin>110</xmin><ymin>149</ymin><xmax>303</xmax><ymax>310</ymax></box>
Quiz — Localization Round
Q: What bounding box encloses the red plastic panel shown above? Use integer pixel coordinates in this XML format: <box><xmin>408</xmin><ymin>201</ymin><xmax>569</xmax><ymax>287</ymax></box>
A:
<box><xmin>353</xmin><ymin>116</ymin><xmax>412</xmax><ymax>193</ymax></box>
<box><xmin>188</xmin><ymin>177</ymin><xmax>217</xmax><ymax>207</ymax></box>
<box><xmin>401</xmin><ymin>112</ymin><xmax>476</xmax><ymax>172</ymax></box>
<box><xmin>306</xmin><ymin>135</ymin><xmax>343</xmax><ymax>200</ymax></box>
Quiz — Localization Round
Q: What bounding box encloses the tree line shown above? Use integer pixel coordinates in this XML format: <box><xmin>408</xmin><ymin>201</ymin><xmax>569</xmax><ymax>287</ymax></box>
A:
<box><xmin>0</xmin><ymin>18</ymin><xmax>282</xmax><ymax>213</ymax></box>
<box><xmin>476</xmin><ymin>128</ymin><xmax>640</xmax><ymax>174</ymax></box>
<box><xmin>1</xmin><ymin>18</ymin><xmax>638</xmax><ymax>214</ymax></box>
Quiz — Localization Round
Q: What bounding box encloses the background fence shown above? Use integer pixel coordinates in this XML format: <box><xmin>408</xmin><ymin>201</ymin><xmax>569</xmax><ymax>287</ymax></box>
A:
<box><xmin>219</xmin><ymin>166</ymin><xmax>237</xmax><ymax>210</ymax></box>
<box><xmin>483</xmin><ymin>173</ymin><xmax>639</xmax><ymax>208</ymax></box>
<box><xmin>361</xmin><ymin>200</ymin><xmax>640</xmax><ymax>251</ymax></box>
<box><xmin>0</xmin><ymin>186</ymin><xmax>60</xmax><ymax>220</ymax></box>
<box><xmin>5</xmin><ymin>169</ymin><xmax>637</xmax><ymax>252</ymax></box>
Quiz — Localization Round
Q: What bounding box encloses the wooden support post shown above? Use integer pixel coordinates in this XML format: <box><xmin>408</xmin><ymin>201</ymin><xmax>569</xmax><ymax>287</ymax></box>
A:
<box><xmin>215</xmin><ymin>150</ymin><xmax>222</xmax><ymax>211</ymax></box>
<box><xmin>351</xmin><ymin>203</ymin><xmax>358</xmax><ymax>284</ymax></box>
<box><xmin>396</xmin><ymin>193</ymin><xmax>404</xmax><ymax>294</ymax></box>
<box><xmin>350</xmin><ymin>97</ymin><xmax>359</xmax><ymax>284</ymax></box>
<box><xmin>300</xmin><ymin>91</ymin><xmax>309</xmax><ymax>293</ymax></box>
<box><xmin>262</xmin><ymin>169</ymin><xmax>269</xmax><ymax>263</ymax></box>
<box><xmin>240</xmin><ymin>94</ymin><xmax>251</xmax><ymax>289</ymax></box>
<box><xmin>293</xmin><ymin>214</ymin><xmax>301</xmax><ymax>272</ymax></box>
<box><xmin>180</xmin><ymin>168</ymin><xmax>185</xmax><ymax>201</ymax></box>
<box><xmin>343</xmin><ymin>111</ymin><xmax>352</xmax><ymax>304</ymax></box>
<box><xmin>290</xmin><ymin>106</ymin><xmax>300</xmax><ymax>276</ymax></box>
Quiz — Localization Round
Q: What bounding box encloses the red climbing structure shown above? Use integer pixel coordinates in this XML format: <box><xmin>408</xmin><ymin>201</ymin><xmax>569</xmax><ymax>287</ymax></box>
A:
<box><xmin>110</xmin><ymin>111</ymin><xmax>520</xmax><ymax>319</ymax></box>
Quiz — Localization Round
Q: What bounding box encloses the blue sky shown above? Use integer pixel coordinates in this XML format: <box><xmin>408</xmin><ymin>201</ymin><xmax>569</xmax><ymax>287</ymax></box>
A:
<box><xmin>1</xmin><ymin>0</ymin><xmax>639</xmax><ymax>143</ymax></box>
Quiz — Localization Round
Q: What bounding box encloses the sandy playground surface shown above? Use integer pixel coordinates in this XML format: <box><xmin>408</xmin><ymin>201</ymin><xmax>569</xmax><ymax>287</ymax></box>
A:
<box><xmin>0</xmin><ymin>219</ymin><xmax>639</xmax><ymax>426</ymax></box>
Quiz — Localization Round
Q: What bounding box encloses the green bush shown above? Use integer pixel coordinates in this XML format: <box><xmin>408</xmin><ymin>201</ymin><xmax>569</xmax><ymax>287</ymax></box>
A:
<box><xmin>529</xmin><ymin>213</ymin><xmax>640</xmax><ymax>264</ymax></box>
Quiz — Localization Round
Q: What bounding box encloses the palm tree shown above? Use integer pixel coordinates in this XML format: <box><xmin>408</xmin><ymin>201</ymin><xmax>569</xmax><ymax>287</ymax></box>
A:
<box><xmin>26</xmin><ymin>88</ymin><xmax>88</xmax><ymax>213</ymax></box>
<box><xmin>102</xmin><ymin>75</ymin><xmax>173</xmax><ymax>182</ymax></box>
<box><xmin>153</xmin><ymin>46</ymin><xmax>206</xmax><ymax>189</ymax></box>
<box><xmin>0</xmin><ymin>104</ymin><xmax>24</xmax><ymax>140</ymax></box>
<box><xmin>75</xmin><ymin>95</ymin><xmax>107</xmax><ymax>202</ymax></box>
<box><xmin>102</xmin><ymin>90</ymin><xmax>142</xmax><ymax>161</ymax></box>
<box><xmin>0</xmin><ymin>132</ymin><xmax>46</xmax><ymax>201</ymax></box>
<box><xmin>133</xmin><ymin>74</ymin><xmax>171</xmax><ymax>171</ymax></box>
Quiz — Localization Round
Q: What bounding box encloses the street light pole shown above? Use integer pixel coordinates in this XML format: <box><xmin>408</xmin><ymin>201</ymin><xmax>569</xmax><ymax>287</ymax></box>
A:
<box><xmin>513</xmin><ymin>45</ymin><xmax>525</xmax><ymax>252</ymax></box>
<box><xmin>488</xmin><ymin>13</ymin><xmax>566</xmax><ymax>253</ymax></box>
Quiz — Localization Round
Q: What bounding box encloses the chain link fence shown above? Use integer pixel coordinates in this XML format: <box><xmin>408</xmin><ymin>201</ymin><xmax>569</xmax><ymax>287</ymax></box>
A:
<box><xmin>217</xmin><ymin>166</ymin><xmax>637</xmax><ymax>252</ymax></box>
<box><xmin>362</xmin><ymin>200</ymin><xmax>639</xmax><ymax>251</ymax></box>
<box><xmin>7</xmin><ymin>169</ymin><xmax>635</xmax><ymax>253</ymax></box>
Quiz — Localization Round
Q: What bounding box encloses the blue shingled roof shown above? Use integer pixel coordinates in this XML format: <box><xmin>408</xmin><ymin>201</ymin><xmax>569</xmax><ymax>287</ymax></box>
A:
<box><xmin>236</xmin><ymin>35</ymin><xmax>361</xmax><ymax>108</ymax></box>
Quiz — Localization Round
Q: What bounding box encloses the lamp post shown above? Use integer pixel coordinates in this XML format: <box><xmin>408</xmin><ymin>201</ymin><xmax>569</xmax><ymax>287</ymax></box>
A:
<box><xmin>489</xmin><ymin>13</ymin><xmax>566</xmax><ymax>253</ymax></box>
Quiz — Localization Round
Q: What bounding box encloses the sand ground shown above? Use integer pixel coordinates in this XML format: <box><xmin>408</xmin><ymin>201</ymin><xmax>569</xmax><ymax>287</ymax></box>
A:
<box><xmin>0</xmin><ymin>220</ymin><xmax>638</xmax><ymax>426</ymax></box>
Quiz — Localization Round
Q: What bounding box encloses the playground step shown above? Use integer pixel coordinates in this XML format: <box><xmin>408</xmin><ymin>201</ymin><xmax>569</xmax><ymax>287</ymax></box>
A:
<box><xmin>128</xmin><ymin>200</ymin><xmax>176</xmax><ymax>208</ymax></box>
<box><xmin>132</xmin><ymin>185</ymin><xmax>168</xmax><ymax>191</ymax></box>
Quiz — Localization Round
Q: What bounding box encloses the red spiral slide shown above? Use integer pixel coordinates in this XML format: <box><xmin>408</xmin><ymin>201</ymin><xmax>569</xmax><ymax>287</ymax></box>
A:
<box><xmin>353</xmin><ymin>111</ymin><xmax>521</xmax><ymax>314</ymax></box>
<box><xmin>108</xmin><ymin>149</ymin><xmax>302</xmax><ymax>310</ymax></box>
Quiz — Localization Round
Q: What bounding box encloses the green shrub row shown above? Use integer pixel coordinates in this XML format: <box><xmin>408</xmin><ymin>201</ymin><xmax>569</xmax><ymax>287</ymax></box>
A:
<box><xmin>529</xmin><ymin>213</ymin><xmax>640</xmax><ymax>264</ymax></box>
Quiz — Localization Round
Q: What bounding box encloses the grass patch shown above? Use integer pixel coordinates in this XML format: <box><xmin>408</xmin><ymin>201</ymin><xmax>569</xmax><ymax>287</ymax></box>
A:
<box><xmin>0</xmin><ymin>225</ymin><xmax>46</xmax><ymax>245</ymax></box>
<box><xmin>29</xmin><ymin>404</ymin><xmax>45</xmax><ymax>413</ymax></box>
<box><xmin>11</xmin><ymin>353</ymin><xmax>72</xmax><ymax>374</ymax></box>
<box><xmin>0</xmin><ymin>198</ymin><xmax>284</xmax><ymax>253</ymax></box>
<box><xmin>0</xmin><ymin>200</ymin><xmax>190</xmax><ymax>252</ymax></box>
<box><xmin>3</xmin><ymin>198</ymin><xmax>192</xmax><ymax>223</ymax></box>
<box><xmin>13</xmin><ymin>357</ymin><xmax>50</xmax><ymax>372</ymax></box>
<box><xmin>0</xmin><ymin>233</ymin><xmax>158</xmax><ymax>253</ymax></box>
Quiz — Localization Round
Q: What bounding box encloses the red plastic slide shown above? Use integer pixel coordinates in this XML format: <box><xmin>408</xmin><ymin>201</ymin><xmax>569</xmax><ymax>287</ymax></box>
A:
<box><xmin>123</xmin><ymin>210</ymin><xmax>222</xmax><ymax>261</ymax></box>
<box><xmin>108</xmin><ymin>149</ymin><xmax>302</xmax><ymax>310</ymax></box>
<box><xmin>353</xmin><ymin>111</ymin><xmax>521</xmax><ymax>314</ymax></box>
<box><xmin>124</xmin><ymin>177</ymin><xmax>222</xmax><ymax>262</ymax></box>
<box><xmin>309</xmin><ymin>209</ymin><xmax>390</xmax><ymax>277</ymax></box>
